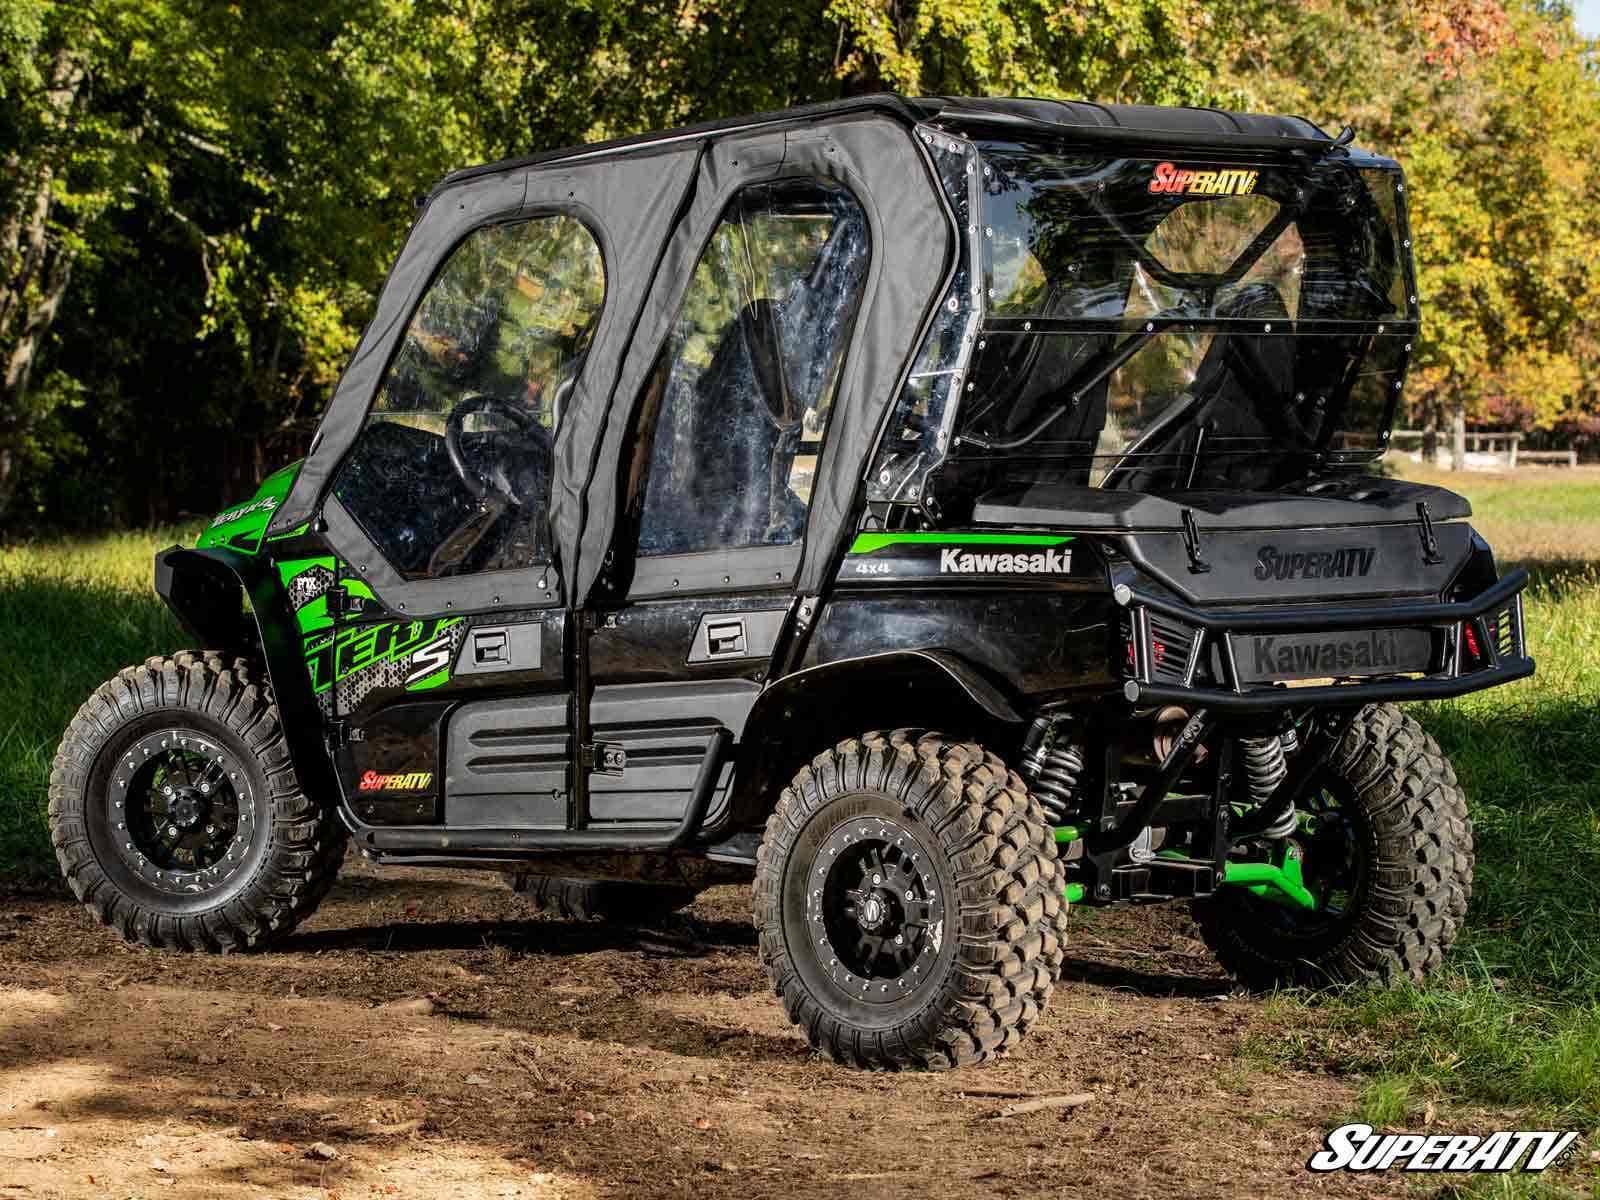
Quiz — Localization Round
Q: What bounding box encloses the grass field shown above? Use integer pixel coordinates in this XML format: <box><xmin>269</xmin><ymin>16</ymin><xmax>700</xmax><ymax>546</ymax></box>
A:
<box><xmin>2</xmin><ymin>471</ymin><xmax>1598</xmax><ymax>1140</ymax></box>
<box><xmin>0</xmin><ymin>528</ymin><xmax>196</xmax><ymax>878</ymax></box>
<box><xmin>1275</xmin><ymin>468</ymin><xmax>1600</xmax><ymax>1141</ymax></box>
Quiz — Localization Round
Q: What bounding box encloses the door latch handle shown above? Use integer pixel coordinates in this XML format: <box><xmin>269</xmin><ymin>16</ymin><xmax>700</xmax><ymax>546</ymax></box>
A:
<box><xmin>472</xmin><ymin>629</ymin><xmax>509</xmax><ymax>665</ymax></box>
<box><xmin>705</xmin><ymin>619</ymin><xmax>747</xmax><ymax>657</ymax></box>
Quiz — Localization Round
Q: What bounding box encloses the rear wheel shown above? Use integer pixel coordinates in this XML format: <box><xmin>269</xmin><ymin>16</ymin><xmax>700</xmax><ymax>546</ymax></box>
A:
<box><xmin>754</xmin><ymin>730</ymin><xmax>1068</xmax><ymax>1070</ymax></box>
<box><xmin>509</xmin><ymin>874</ymin><xmax>697</xmax><ymax>923</ymax></box>
<box><xmin>49</xmin><ymin>652</ymin><xmax>345</xmax><ymax>951</ymax></box>
<box><xmin>1195</xmin><ymin>704</ymin><xmax>1472</xmax><ymax>988</ymax></box>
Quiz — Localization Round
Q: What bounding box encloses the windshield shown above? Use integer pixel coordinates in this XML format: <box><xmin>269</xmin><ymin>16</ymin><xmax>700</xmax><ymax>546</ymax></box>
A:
<box><xmin>870</xmin><ymin>140</ymin><xmax>1416</xmax><ymax>508</ymax></box>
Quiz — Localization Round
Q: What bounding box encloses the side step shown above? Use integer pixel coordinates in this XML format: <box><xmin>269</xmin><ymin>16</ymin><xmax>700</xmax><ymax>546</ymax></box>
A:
<box><xmin>343</xmin><ymin>728</ymin><xmax>733</xmax><ymax>856</ymax></box>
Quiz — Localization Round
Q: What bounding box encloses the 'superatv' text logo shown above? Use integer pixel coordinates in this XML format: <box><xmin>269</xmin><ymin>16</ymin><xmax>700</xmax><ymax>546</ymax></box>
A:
<box><xmin>1255</xmin><ymin>544</ymin><xmax>1376</xmax><ymax>581</ymax></box>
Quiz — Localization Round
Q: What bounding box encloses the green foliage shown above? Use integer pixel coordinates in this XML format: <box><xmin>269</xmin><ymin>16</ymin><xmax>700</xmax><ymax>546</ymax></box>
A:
<box><xmin>1208</xmin><ymin>0</ymin><xmax>1600</xmax><ymax>433</ymax></box>
<box><xmin>0</xmin><ymin>0</ymin><xmax>1596</xmax><ymax>527</ymax></box>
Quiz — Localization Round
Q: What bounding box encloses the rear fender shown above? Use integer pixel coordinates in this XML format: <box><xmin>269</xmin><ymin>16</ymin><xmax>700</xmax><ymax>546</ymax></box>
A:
<box><xmin>154</xmin><ymin>546</ymin><xmax>337</xmax><ymax>805</ymax></box>
<box><xmin>722</xmin><ymin>649</ymin><xmax>1025</xmax><ymax>830</ymax></box>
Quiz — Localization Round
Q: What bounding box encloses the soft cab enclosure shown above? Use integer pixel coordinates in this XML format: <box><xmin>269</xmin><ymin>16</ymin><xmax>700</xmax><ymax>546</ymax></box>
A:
<box><xmin>145</xmin><ymin>94</ymin><xmax>1528</xmax><ymax>851</ymax></box>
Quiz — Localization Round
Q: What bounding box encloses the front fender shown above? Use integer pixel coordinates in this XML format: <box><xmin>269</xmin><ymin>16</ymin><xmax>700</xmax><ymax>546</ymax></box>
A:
<box><xmin>154</xmin><ymin>546</ymin><xmax>337</xmax><ymax>806</ymax></box>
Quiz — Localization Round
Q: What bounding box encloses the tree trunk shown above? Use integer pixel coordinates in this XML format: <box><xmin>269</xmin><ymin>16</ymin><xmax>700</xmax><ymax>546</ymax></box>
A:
<box><xmin>1422</xmin><ymin>398</ymin><xmax>1439</xmax><ymax>466</ymax></box>
<box><xmin>1450</xmin><ymin>405</ymin><xmax>1467</xmax><ymax>471</ymax></box>
<box><xmin>0</xmin><ymin>48</ymin><xmax>84</xmax><ymax>526</ymax></box>
<box><xmin>0</xmin><ymin>246</ymin><xmax>75</xmax><ymax>523</ymax></box>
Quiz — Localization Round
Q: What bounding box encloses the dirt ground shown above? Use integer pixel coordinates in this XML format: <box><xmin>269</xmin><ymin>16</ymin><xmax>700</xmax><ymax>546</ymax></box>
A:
<box><xmin>0</xmin><ymin>858</ymin><xmax>1427</xmax><ymax>1200</ymax></box>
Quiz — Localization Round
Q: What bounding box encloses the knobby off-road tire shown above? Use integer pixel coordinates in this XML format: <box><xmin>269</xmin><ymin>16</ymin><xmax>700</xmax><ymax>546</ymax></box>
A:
<box><xmin>49</xmin><ymin>651</ymin><xmax>346</xmax><ymax>951</ymax></box>
<box><xmin>754</xmin><ymin>730</ymin><xmax>1069</xmax><ymax>1070</ymax></box>
<box><xmin>1195</xmin><ymin>703</ymin><xmax>1472</xmax><ymax>989</ymax></box>
<box><xmin>511</xmin><ymin>874</ymin><xmax>697</xmax><ymax>923</ymax></box>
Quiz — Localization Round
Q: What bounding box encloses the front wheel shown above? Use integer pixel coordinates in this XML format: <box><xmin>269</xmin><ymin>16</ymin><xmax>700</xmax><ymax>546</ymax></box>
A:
<box><xmin>1195</xmin><ymin>704</ymin><xmax>1473</xmax><ymax>988</ymax></box>
<box><xmin>754</xmin><ymin>730</ymin><xmax>1068</xmax><ymax>1070</ymax></box>
<box><xmin>49</xmin><ymin>652</ymin><xmax>346</xmax><ymax>951</ymax></box>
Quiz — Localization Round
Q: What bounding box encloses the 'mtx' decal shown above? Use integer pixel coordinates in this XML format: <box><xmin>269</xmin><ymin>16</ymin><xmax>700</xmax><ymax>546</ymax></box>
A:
<box><xmin>1149</xmin><ymin>162</ymin><xmax>1259</xmax><ymax>197</ymax></box>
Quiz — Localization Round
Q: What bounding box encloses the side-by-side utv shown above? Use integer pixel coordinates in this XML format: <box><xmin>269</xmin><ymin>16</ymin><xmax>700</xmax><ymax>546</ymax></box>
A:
<box><xmin>51</xmin><ymin>95</ymin><xmax>1532</xmax><ymax>1071</ymax></box>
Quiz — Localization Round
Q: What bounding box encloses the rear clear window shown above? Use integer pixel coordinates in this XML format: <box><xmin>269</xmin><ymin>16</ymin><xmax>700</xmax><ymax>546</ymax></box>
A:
<box><xmin>922</xmin><ymin>148</ymin><xmax>1416</xmax><ymax>499</ymax></box>
<box><xmin>982</xmin><ymin>151</ymin><xmax>1408</xmax><ymax>325</ymax></box>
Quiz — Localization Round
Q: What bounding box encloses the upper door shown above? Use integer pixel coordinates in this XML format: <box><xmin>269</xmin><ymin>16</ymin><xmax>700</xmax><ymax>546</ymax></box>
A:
<box><xmin>572</xmin><ymin>117</ymin><xmax>955</xmax><ymax>606</ymax></box>
<box><xmin>333</xmin><ymin>213</ymin><xmax>604</xmax><ymax>591</ymax></box>
<box><xmin>276</xmin><ymin>144</ymin><xmax>704</xmax><ymax>614</ymax></box>
<box><xmin>620</xmin><ymin>177</ymin><xmax>870</xmax><ymax>595</ymax></box>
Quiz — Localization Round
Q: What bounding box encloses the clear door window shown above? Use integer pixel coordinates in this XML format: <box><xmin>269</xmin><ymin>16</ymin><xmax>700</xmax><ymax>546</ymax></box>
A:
<box><xmin>335</xmin><ymin>215</ymin><xmax>604</xmax><ymax>580</ymax></box>
<box><xmin>631</xmin><ymin>179</ymin><xmax>869</xmax><ymax>558</ymax></box>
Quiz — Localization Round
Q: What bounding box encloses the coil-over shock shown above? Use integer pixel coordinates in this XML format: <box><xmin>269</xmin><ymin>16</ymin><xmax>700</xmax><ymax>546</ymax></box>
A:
<box><xmin>1020</xmin><ymin>718</ymin><xmax>1085</xmax><ymax>826</ymax></box>
<box><xmin>1238</xmin><ymin>726</ymin><xmax>1299</xmax><ymax>839</ymax></box>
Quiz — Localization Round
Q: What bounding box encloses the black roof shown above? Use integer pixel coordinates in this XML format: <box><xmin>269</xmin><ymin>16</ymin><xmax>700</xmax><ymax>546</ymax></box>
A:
<box><xmin>439</xmin><ymin>94</ymin><xmax>1339</xmax><ymax>190</ymax></box>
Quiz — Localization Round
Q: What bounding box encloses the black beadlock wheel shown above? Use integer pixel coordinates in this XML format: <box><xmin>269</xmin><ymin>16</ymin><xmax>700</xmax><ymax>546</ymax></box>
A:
<box><xmin>510</xmin><ymin>874</ymin><xmax>697</xmax><ymax>923</ymax></box>
<box><xmin>754</xmin><ymin>730</ymin><xmax>1069</xmax><ymax>1071</ymax></box>
<box><xmin>1194</xmin><ymin>703</ymin><xmax>1473</xmax><ymax>988</ymax></box>
<box><xmin>49</xmin><ymin>652</ymin><xmax>346</xmax><ymax>951</ymax></box>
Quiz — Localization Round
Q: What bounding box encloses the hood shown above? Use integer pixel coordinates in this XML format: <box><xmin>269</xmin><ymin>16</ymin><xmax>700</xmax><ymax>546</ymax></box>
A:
<box><xmin>196</xmin><ymin>461</ymin><xmax>305</xmax><ymax>555</ymax></box>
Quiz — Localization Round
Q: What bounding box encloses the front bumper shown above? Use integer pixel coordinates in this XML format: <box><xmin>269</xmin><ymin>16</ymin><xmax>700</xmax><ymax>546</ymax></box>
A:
<box><xmin>1117</xmin><ymin>569</ymin><xmax>1533</xmax><ymax>713</ymax></box>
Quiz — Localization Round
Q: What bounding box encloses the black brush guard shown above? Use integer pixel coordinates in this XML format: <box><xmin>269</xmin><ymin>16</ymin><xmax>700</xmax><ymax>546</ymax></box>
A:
<box><xmin>1116</xmin><ymin>569</ymin><xmax>1533</xmax><ymax>713</ymax></box>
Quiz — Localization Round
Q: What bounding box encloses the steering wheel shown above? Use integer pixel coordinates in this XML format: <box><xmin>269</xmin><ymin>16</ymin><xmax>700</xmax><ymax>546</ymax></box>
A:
<box><xmin>445</xmin><ymin>395</ymin><xmax>551</xmax><ymax>506</ymax></box>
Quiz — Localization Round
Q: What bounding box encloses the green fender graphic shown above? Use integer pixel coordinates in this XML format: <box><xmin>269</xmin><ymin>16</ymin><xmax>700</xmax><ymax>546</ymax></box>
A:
<box><xmin>276</xmin><ymin>555</ymin><xmax>463</xmax><ymax>702</ymax></box>
<box><xmin>196</xmin><ymin>461</ymin><xmax>306</xmax><ymax>555</ymax></box>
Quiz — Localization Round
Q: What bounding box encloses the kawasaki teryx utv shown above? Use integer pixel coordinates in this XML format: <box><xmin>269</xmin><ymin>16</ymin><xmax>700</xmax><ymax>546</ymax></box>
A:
<box><xmin>51</xmin><ymin>96</ymin><xmax>1532</xmax><ymax>1070</ymax></box>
